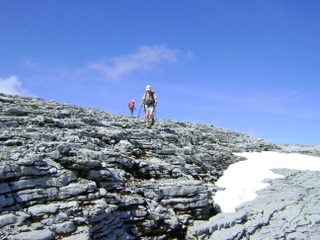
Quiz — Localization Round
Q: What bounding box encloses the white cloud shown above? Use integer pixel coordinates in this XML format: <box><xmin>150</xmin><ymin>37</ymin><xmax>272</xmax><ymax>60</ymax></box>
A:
<box><xmin>0</xmin><ymin>76</ymin><xmax>35</xmax><ymax>97</ymax></box>
<box><xmin>88</xmin><ymin>45</ymin><xmax>191</xmax><ymax>80</ymax></box>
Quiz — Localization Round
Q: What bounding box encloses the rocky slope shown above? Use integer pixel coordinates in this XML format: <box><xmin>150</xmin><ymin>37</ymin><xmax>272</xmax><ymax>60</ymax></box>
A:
<box><xmin>0</xmin><ymin>93</ymin><xmax>319</xmax><ymax>240</ymax></box>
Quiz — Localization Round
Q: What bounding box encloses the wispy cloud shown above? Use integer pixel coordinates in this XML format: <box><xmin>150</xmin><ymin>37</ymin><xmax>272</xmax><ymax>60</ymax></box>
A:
<box><xmin>0</xmin><ymin>76</ymin><xmax>35</xmax><ymax>97</ymax></box>
<box><xmin>240</xmin><ymin>89</ymin><xmax>319</xmax><ymax>120</ymax></box>
<box><xmin>272</xmin><ymin>89</ymin><xmax>314</xmax><ymax>104</ymax></box>
<box><xmin>87</xmin><ymin>45</ymin><xmax>192</xmax><ymax>80</ymax></box>
<box><xmin>247</xmin><ymin>89</ymin><xmax>315</xmax><ymax>108</ymax></box>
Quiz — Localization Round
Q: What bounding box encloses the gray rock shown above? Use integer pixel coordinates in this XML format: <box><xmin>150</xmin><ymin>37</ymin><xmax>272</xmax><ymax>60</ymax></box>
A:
<box><xmin>188</xmin><ymin>169</ymin><xmax>320</xmax><ymax>239</ymax></box>
<box><xmin>49</xmin><ymin>221</ymin><xmax>76</xmax><ymax>234</ymax></box>
<box><xmin>1</xmin><ymin>93</ymin><xmax>319</xmax><ymax>239</ymax></box>
<box><xmin>0</xmin><ymin>213</ymin><xmax>17</xmax><ymax>228</ymax></box>
<box><xmin>28</xmin><ymin>204</ymin><xmax>58</xmax><ymax>216</ymax></box>
<box><xmin>7</xmin><ymin>229</ymin><xmax>55</xmax><ymax>240</ymax></box>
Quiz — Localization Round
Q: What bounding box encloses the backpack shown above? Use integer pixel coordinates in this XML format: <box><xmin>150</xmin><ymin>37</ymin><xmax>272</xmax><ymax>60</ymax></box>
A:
<box><xmin>144</xmin><ymin>91</ymin><xmax>155</xmax><ymax>105</ymax></box>
<box><xmin>129</xmin><ymin>102</ymin><xmax>135</xmax><ymax>109</ymax></box>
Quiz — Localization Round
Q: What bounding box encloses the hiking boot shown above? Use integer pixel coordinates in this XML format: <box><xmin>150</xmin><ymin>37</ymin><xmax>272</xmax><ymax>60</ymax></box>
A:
<box><xmin>150</xmin><ymin>118</ymin><xmax>155</xmax><ymax>126</ymax></box>
<box><xmin>145</xmin><ymin>118</ymin><xmax>151</xmax><ymax>127</ymax></box>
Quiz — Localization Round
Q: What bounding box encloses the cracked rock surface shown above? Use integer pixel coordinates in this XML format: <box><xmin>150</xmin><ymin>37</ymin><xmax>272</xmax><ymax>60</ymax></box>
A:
<box><xmin>0</xmin><ymin>93</ymin><xmax>319</xmax><ymax>240</ymax></box>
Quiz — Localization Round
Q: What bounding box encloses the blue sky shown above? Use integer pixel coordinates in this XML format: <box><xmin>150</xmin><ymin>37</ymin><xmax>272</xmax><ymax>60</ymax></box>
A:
<box><xmin>1</xmin><ymin>1</ymin><xmax>319</xmax><ymax>145</ymax></box>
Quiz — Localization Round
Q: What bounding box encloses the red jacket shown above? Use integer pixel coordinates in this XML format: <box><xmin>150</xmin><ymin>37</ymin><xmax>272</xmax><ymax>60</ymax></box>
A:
<box><xmin>128</xmin><ymin>102</ymin><xmax>135</xmax><ymax>109</ymax></box>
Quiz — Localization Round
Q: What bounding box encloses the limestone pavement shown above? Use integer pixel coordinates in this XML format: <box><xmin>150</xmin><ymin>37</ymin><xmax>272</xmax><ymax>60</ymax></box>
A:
<box><xmin>0</xmin><ymin>93</ymin><xmax>319</xmax><ymax>239</ymax></box>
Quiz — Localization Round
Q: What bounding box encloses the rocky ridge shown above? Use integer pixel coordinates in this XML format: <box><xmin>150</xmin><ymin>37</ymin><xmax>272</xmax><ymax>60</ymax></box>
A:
<box><xmin>0</xmin><ymin>93</ymin><xmax>319</xmax><ymax>240</ymax></box>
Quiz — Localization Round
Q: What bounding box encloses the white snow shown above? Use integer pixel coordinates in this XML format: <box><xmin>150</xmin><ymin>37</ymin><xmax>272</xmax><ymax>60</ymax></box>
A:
<box><xmin>214</xmin><ymin>151</ymin><xmax>320</xmax><ymax>213</ymax></box>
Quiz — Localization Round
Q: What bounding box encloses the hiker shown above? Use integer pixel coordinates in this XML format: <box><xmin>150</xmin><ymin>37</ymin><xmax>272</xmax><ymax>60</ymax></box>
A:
<box><xmin>128</xmin><ymin>100</ymin><xmax>135</xmax><ymax>116</ymax></box>
<box><xmin>140</xmin><ymin>85</ymin><xmax>158</xmax><ymax>127</ymax></box>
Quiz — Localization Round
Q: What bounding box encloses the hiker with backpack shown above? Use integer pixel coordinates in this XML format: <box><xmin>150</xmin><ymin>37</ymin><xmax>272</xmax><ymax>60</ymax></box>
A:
<box><xmin>140</xmin><ymin>85</ymin><xmax>158</xmax><ymax>127</ymax></box>
<box><xmin>128</xmin><ymin>100</ymin><xmax>135</xmax><ymax>116</ymax></box>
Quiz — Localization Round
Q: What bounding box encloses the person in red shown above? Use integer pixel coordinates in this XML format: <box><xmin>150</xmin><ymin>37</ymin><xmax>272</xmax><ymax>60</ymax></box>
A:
<box><xmin>128</xmin><ymin>100</ymin><xmax>135</xmax><ymax>116</ymax></box>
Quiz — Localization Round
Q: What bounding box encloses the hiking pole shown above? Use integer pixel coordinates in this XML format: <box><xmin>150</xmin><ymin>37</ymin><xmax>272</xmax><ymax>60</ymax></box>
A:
<box><xmin>138</xmin><ymin>105</ymin><xmax>143</xmax><ymax>117</ymax></box>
